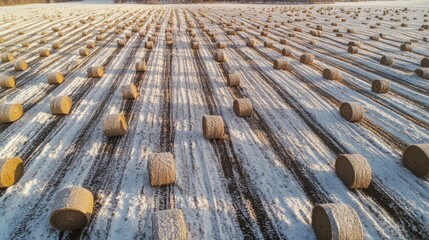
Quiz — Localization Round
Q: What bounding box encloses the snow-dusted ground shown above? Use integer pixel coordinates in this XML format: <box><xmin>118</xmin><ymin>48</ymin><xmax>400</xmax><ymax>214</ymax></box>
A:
<box><xmin>0</xmin><ymin>1</ymin><xmax>428</xmax><ymax>239</ymax></box>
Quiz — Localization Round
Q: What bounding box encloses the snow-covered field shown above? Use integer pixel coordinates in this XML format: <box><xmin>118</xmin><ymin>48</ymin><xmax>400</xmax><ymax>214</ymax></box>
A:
<box><xmin>0</xmin><ymin>1</ymin><xmax>428</xmax><ymax>239</ymax></box>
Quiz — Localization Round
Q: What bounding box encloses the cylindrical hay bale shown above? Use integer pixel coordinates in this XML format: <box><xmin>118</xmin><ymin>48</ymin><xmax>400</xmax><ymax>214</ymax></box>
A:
<box><xmin>312</xmin><ymin>204</ymin><xmax>363</xmax><ymax>240</ymax></box>
<box><xmin>300</xmin><ymin>53</ymin><xmax>315</xmax><ymax>64</ymax></box>
<box><xmin>380</xmin><ymin>55</ymin><xmax>394</xmax><ymax>66</ymax></box>
<box><xmin>49</xmin><ymin>187</ymin><xmax>94</xmax><ymax>231</ymax></box>
<box><xmin>121</xmin><ymin>84</ymin><xmax>138</xmax><ymax>100</ymax></box>
<box><xmin>348</xmin><ymin>41</ymin><xmax>362</xmax><ymax>48</ymax></box>
<box><xmin>135</xmin><ymin>61</ymin><xmax>147</xmax><ymax>72</ymax></box>
<box><xmin>348</xmin><ymin>46</ymin><xmax>358</xmax><ymax>54</ymax></box>
<box><xmin>79</xmin><ymin>48</ymin><xmax>89</xmax><ymax>57</ymax></box>
<box><xmin>214</xmin><ymin>51</ymin><xmax>226</xmax><ymax>62</ymax></box>
<box><xmin>0</xmin><ymin>157</ymin><xmax>24</xmax><ymax>188</ymax></box>
<box><xmin>152</xmin><ymin>209</ymin><xmax>187</xmax><ymax>240</ymax></box>
<box><xmin>191</xmin><ymin>41</ymin><xmax>199</xmax><ymax>49</ymax></box>
<box><xmin>340</xmin><ymin>102</ymin><xmax>364</xmax><ymax>122</ymax></box>
<box><xmin>273</xmin><ymin>59</ymin><xmax>288</xmax><ymax>70</ymax></box>
<box><xmin>216</xmin><ymin>42</ymin><xmax>226</xmax><ymax>49</ymax></box>
<box><xmin>403</xmin><ymin>144</ymin><xmax>429</xmax><ymax>179</ymax></box>
<box><xmin>87</xmin><ymin>66</ymin><xmax>104</xmax><ymax>78</ymax></box>
<box><xmin>369</xmin><ymin>35</ymin><xmax>380</xmax><ymax>41</ymax></box>
<box><xmin>400</xmin><ymin>43</ymin><xmax>412</xmax><ymax>52</ymax></box>
<box><xmin>1</xmin><ymin>53</ymin><xmax>14</xmax><ymax>63</ymax></box>
<box><xmin>246</xmin><ymin>38</ymin><xmax>256</xmax><ymax>47</ymax></box>
<box><xmin>279</xmin><ymin>38</ymin><xmax>288</xmax><ymax>45</ymax></box>
<box><xmin>233</xmin><ymin>98</ymin><xmax>253</xmax><ymax>117</ymax></box>
<box><xmin>335</xmin><ymin>154</ymin><xmax>372</xmax><ymax>189</ymax></box>
<box><xmin>146</xmin><ymin>41</ymin><xmax>154</xmax><ymax>49</ymax></box>
<box><xmin>86</xmin><ymin>41</ymin><xmax>96</xmax><ymax>49</ymax></box>
<box><xmin>415</xmin><ymin>68</ymin><xmax>429</xmax><ymax>79</ymax></box>
<box><xmin>371</xmin><ymin>79</ymin><xmax>390</xmax><ymax>93</ymax></box>
<box><xmin>52</xmin><ymin>41</ymin><xmax>62</xmax><ymax>49</ymax></box>
<box><xmin>282</xmin><ymin>47</ymin><xmax>292</xmax><ymax>56</ymax></box>
<box><xmin>50</xmin><ymin>96</ymin><xmax>72</xmax><ymax>115</ymax></box>
<box><xmin>117</xmin><ymin>38</ymin><xmax>126</xmax><ymax>47</ymax></box>
<box><xmin>22</xmin><ymin>41</ymin><xmax>30</xmax><ymax>48</ymax></box>
<box><xmin>148</xmin><ymin>152</ymin><xmax>176</xmax><ymax>186</ymax></box>
<box><xmin>47</xmin><ymin>72</ymin><xmax>64</xmax><ymax>84</ymax></box>
<box><xmin>14</xmin><ymin>60</ymin><xmax>28</xmax><ymax>71</ymax></box>
<box><xmin>227</xmin><ymin>73</ymin><xmax>240</xmax><ymax>87</ymax></box>
<box><xmin>39</xmin><ymin>48</ymin><xmax>50</xmax><ymax>57</ymax></box>
<box><xmin>103</xmin><ymin>113</ymin><xmax>127</xmax><ymax>137</ymax></box>
<box><xmin>202</xmin><ymin>115</ymin><xmax>224</xmax><ymax>140</ymax></box>
<box><xmin>421</xmin><ymin>58</ymin><xmax>429</xmax><ymax>67</ymax></box>
<box><xmin>0</xmin><ymin>75</ymin><xmax>16</xmax><ymax>88</ymax></box>
<box><xmin>0</xmin><ymin>103</ymin><xmax>24</xmax><ymax>124</ymax></box>
<box><xmin>323</xmin><ymin>68</ymin><xmax>342</xmax><ymax>80</ymax></box>
<box><xmin>264</xmin><ymin>41</ymin><xmax>273</xmax><ymax>48</ymax></box>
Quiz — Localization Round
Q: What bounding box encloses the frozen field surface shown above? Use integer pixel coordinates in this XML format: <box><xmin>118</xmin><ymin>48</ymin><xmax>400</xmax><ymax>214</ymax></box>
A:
<box><xmin>0</xmin><ymin>1</ymin><xmax>428</xmax><ymax>239</ymax></box>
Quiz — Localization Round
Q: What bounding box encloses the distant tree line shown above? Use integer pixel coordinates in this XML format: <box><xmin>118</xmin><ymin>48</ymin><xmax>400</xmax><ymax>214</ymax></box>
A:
<box><xmin>0</xmin><ymin>0</ymin><xmax>81</xmax><ymax>6</ymax></box>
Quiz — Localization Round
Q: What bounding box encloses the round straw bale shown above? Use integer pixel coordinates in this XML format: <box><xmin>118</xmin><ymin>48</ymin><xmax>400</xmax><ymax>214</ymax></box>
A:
<box><xmin>227</xmin><ymin>73</ymin><xmax>240</xmax><ymax>87</ymax></box>
<box><xmin>148</xmin><ymin>152</ymin><xmax>176</xmax><ymax>186</ymax></box>
<box><xmin>403</xmin><ymin>144</ymin><xmax>429</xmax><ymax>179</ymax></box>
<box><xmin>96</xmin><ymin>34</ymin><xmax>105</xmax><ymax>41</ymax></box>
<box><xmin>202</xmin><ymin>115</ymin><xmax>224</xmax><ymax>140</ymax></box>
<box><xmin>22</xmin><ymin>41</ymin><xmax>30</xmax><ymax>48</ymax></box>
<box><xmin>348</xmin><ymin>46</ymin><xmax>358</xmax><ymax>54</ymax></box>
<box><xmin>87</xmin><ymin>66</ymin><xmax>104</xmax><ymax>78</ymax></box>
<box><xmin>214</xmin><ymin>51</ymin><xmax>226</xmax><ymax>62</ymax></box>
<box><xmin>152</xmin><ymin>209</ymin><xmax>186</xmax><ymax>240</ymax></box>
<box><xmin>50</xmin><ymin>96</ymin><xmax>72</xmax><ymax>115</ymax></box>
<box><xmin>348</xmin><ymin>41</ymin><xmax>362</xmax><ymax>48</ymax></box>
<box><xmin>300</xmin><ymin>53</ymin><xmax>315</xmax><ymax>64</ymax></box>
<box><xmin>191</xmin><ymin>41</ymin><xmax>199</xmax><ymax>49</ymax></box>
<box><xmin>279</xmin><ymin>38</ymin><xmax>288</xmax><ymax>45</ymax></box>
<box><xmin>336</xmin><ymin>33</ymin><xmax>343</xmax><ymax>37</ymax></box>
<box><xmin>49</xmin><ymin>187</ymin><xmax>94</xmax><ymax>231</ymax></box>
<box><xmin>216</xmin><ymin>42</ymin><xmax>226</xmax><ymax>49</ymax></box>
<box><xmin>312</xmin><ymin>203</ymin><xmax>363</xmax><ymax>240</ymax></box>
<box><xmin>323</xmin><ymin>68</ymin><xmax>342</xmax><ymax>80</ymax></box>
<box><xmin>57</xmin><ymin>31</ymin><xmax>64</xmax><ymax>37</ymax></box>
<box><xmin>0</xmin><ymin>157</ymin><xmax>24</xmax><ymax>188</ymax></box>
<box><xmin>103</xmin><ymin>113</ymin><xmax>127</xmax><ymax>137</ymax></box>
<box><xmin>146</xmin><ymin>41</ymin><xmax>154</xmax><ymax>49</ymax></box>
<box><xmin>1</xmin><ymin>52</ymin><xmax>14</xmax><ymax>62</ymax></box>
<box><xmin>380</xmin><ymin>55</ymin><xmax>394</xmax><ymax>66</ymax></box>
<box><xmin>0</xmin><ymin>75</ymin><xmax>16</xmax><ymax>88</ymax></box>
<box><xmin>79</xmin><ymin>48</ymin><xmax>89</xmax><ymax>57</ymax></box>
<box><xmin>0</xmin><ymin>37</ymin><xmax>4</xmax><ymax>43</ymax></box>
<box><xmin>82</xmin><ymin>30</ymin><xmax>89</xmax><ymax>36</ymax></box>
<box><xmin>121</xmin><ymin>84</ymin><xmax>138</xmax><ymax>100</ymax></box>
<box><xmin>125</xmin><ymin>32</ymin><xmax>131</xmax><ymax>38</ymax></box>
<box><xmin>39</xmin><ymin>38</ymin><xmax>48</xmax><ymax>44</ymax></box>
<box><xmin>400</xmin><ymin>43</ymin><xmax>412</xmax><ymax>52</ymax></box>
<box><xmin>52</xmin><ymin>41</ymin><xmax>62</xmax><ymax>50</ymax></box>
<box><xmin>335</xmin><ymin>154</ymin><xmax>372</xmax><ymax>189</ymax></box>
<box><xmin>0</xmin><ymin>103</ymin><xmax>24</xmax><ymax>123</ymax></box>
<box><xmin>246</xmin><ymin>38</ymin><xmax>256</xmax><ymax>47</ymax></box>
<box><xmin>135</xmin><ymin>60</ymin><xmax>147</xmax><ymax>72</ymax></box>
<box><xmin>39</xmin><ymin>48</ymin><xmax>50</xmax><ymax>57</ymax></box>
<box><xmin>371</xmin><ymin>79</ymin><xmax>390</xmax><ymax>93</ymax></box>
<box><xmin>421</xmin><ymin>58</ymin><xmax>429</xmax><ymax>67</ymax></box>
<box><xmin>264</xmin><ymin>40</ymin><xmax>273</xmax><ymax>48</ymax></box>
<box><xmin>86</xmin><ymin>41</ymin><xmax>96</xmax><ymax>49</ymax></box>
<box><xmin>261</xmin><ymin>31</ymin><xmax>268</xmax><ymax>36</ymax></box>
<box><xmin>117</xmin><ymin>38</ymin><xmax>126</xmax><ymax>47</ymax></box>
<box><xmin>14</xmin><ymin>60</ymin><xmax>28</xmax><ymax>71</ymax></box>
<box><xmin>340</xmin><ymin>102</ymin><xmax>364</xmax><ymax>122</ymax></box>
<box><xmin>282</xmin><ymin>47</ymin><xmax>292</xmax><ymax>56</ymax></box>
<box><xmin>415</xmin><ymin>68</ymin><xmax>429</xmax><ymax>79</ymax></box>
<box><xmin>273</xmin><ymin>59</ymin><xmax>288</xmax><ymax>70</ymax></box>
<box><xmin>309</xmin><ymin>39</ymin><xmax>317</xmax><ymax>45</ymax></box>
<box><xmin>369</xmin><ymin>35</ymin><xmax>380</xmax><ymax>41</ymax></box>
<box><xmin>47</xmin><ymin>72</ymin><xmax>64</xmax><ymax>84</ymax></box>
<box><xmin>233</xmin><ymin>98</ymin><xmax>253</xmax><ymax>117</ymax></box>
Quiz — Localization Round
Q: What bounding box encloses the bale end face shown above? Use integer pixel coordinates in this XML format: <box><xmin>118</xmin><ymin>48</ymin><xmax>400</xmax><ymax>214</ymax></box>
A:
<box><xmin>312</xmin><ymin>204</ymin><xmax>363</xmax><ymax>240</ymax></box>
<box><xmin>0</xmin><ymin>157</ymin><xmax>24</xmax><ymax>188</ymax></box>
<box><xmin>50</xmin><ymin>96</ymin><xmax>72</xmax><ymax>115</ymax></box>
<box><xmin>202</xmin><ymin>115</ymin><xmax>224</xmax><ymax>140</ymax></box>
<box><xmin>152</xmin><ymin>209</ymin><xmax>186</xmax><ymax>240</ymax></box>
<box><xmin>148</xmin><ymin>152</ymin><xmax>176</xmax><ymax>187</ymax></box>
<box><xmin>340</xmin><ymin>102</ymin><xmax>364</xmax><ymax>122</ymax></box>
<box><xmin>403</xmin><ymin>144</ymin><xmax>429</xmax><ymax>179</ymax></box>
<box><xmin>233</xmin><ymin>98</ymin><xmax>253</xmax><ymax>117</ymax></box>
<box><xmin>103</xmin><ymin>113</ymin><xmax>127</xmax><ymax>137</ymax></box>
<box><xmin>0</xmin><ymin>103</ymin><xmax>24</xmax><ymax>124</ymax></box>
<box><xmin>335</xmin><ymin>154</ymin><xmax>372</xmax><ymax>189</ymax></box>
<box><xmin>49</xmin><ymin>187</ymin><xmax>94</xmax><ymax>231</ymax></box>
<box><xmin>421</xmin><ymin>58</ymin><xmax>429</xmax><ymax>67</ymax></box>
